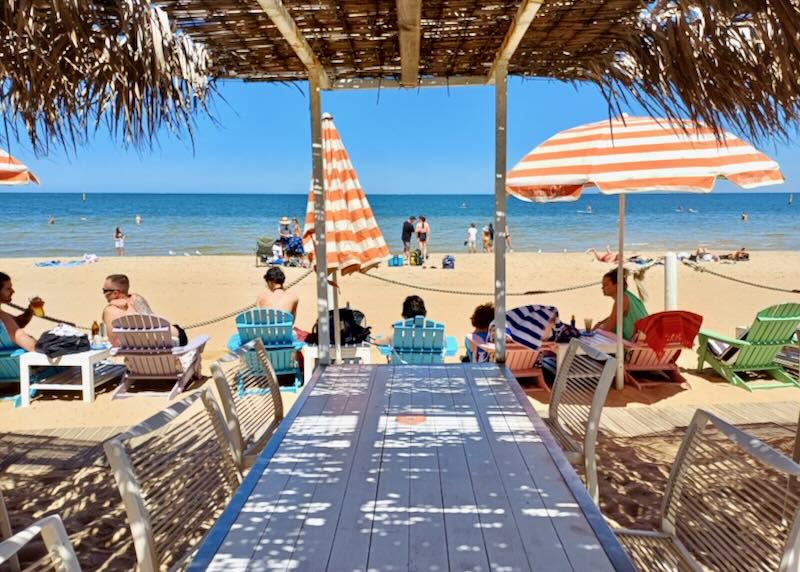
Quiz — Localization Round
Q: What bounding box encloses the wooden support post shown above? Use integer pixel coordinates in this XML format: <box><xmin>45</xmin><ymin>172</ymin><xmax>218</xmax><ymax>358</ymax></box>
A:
<box><xmin>310</xmin><ymin>72</ymin><xmax>330</xmax><ymax>366</ymax></box>
<box><xmin>494</xmin><ymin>64</ymin><xmax>508</xmax><ymax>364</ymax></box>
<box><xmin>615</xmin><ymin>194</ymin><xmax>625</xmax><ymax>390</ymax></box>
<box><xmin>396</xmin><ymin>0</ymin><xmax>422</xmax><ymax>86</ymax></box>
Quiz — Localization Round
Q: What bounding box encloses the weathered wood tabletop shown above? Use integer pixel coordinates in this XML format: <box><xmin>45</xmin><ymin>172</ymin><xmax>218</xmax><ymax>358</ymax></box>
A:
<box><xmin>190</xmin><ymin>364</ymin><xmax>634</xmax><ymax>571</ymax></box>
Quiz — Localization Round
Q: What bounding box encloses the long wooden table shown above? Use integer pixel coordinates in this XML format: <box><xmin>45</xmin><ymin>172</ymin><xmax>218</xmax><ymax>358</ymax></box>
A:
<box><xmin>189</xmin><ymin>364</ymin><xmax>634</xmax><ymax>571</ymax></box>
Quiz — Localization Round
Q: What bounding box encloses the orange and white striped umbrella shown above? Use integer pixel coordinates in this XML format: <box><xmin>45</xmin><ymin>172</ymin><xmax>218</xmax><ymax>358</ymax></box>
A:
<box><xmin>506</xmin><ymin>115</ymin><xmax>783</xmax><ymax>201</ymax></box>
<box><xmin>0</xmin><ymin>148</ymin><xmax>39</xmax><ymax>185</ymax></box>
<box><xmin>303</xmin><ymin>113</ymin><xmax>389</xmax><ymax>275</ymax></box>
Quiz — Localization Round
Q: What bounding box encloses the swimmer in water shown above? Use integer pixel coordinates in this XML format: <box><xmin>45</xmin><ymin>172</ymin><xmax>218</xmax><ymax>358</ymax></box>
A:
<box><xmin>741</xmin><ymin>212</ymin><xmax>748</xmax><ymax>221</ymax></box>
<box><xmin>135</xmin><ymin>214</ymin><xmax>142</xmax><ymax>225</ymax></box>
<box><xmin>47</xmin><ymin>215</ymin><xmax>56</xmax><ymax>225</ymax></box>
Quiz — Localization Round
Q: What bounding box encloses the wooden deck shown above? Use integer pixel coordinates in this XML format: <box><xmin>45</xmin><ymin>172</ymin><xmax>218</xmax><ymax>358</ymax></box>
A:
<box><xmin>190</xmin><ymin>364</ymin><xmax>634</xmax><ymax>571</ymax></box>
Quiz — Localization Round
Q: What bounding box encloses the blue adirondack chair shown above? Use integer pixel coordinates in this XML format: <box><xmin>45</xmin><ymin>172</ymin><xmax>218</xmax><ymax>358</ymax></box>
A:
<box><xmin>0</xmin><ymin>322</ymin><xmax>29</xmax><ymax>407</ymax></box>
<box><xmin>227</xmin><ymin>309</ymin><xmax>305</xmax><ymax>391</ymax></box>
<box><xmin>378</xmin><ymin>316</ymin><xmax>457</xmax><ymax>364</ymax></box>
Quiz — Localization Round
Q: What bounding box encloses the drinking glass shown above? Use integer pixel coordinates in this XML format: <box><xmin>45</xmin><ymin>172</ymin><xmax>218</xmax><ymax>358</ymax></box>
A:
<box><xmin>583</xmin><ymin>318</ymin><xmax>593</xmax><ymax>332</ymax></box>
<box><xmin>29</xmin><ymin>297</ymin><xmax>45</xmax><ymax>318</ymax></box>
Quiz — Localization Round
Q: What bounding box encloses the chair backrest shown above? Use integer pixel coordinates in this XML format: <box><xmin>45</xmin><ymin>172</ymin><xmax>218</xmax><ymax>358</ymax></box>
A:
<box><xmin>0</xmin><ymin>323</ymin><xmax>23</xmax><ymax>382</ymax></box>
<box><xmin>112</xmin><ymin>314</ymin><xmax>174</xmax><ymax>350</ymax></box>
<box><xmin>662</xmin><ymin>409</ymin><xmax>800</xmax><ymax>572</ymax></box>
<box><xmin>103</xmin><ymin>389</ymin><xmax>241</xmax><ymax>572</ymax></box>
<box><xmin>392</xmin><ymin>316</ymin><xmax>446</xmax><ymax>364</ymax></box>
<box><xmin>0</xmin><ymin>321</ymin><xmax>15</xmax><ymax>350</ymax></box>
<box><xmin>735</xmin><ymin>303</ymin><xmax>800</xmax><ymax>369</ymax></box>
<box><xmin>0</xmin><ymin>514</ymin><xmax>81</xmax><ymax>572</ymax></box>
<box><xmin>548</xmin><ymin>339</ymin><xmax>617</xmax><ymax>454</ymax></box>
<box><xmin>210</xmin><ymin>339</ymin><xmax>284</xmax><ymax>467</ymax></box>
<box><xmin>236</xmin><ymin>309</ymin><xmax>294</xmax><ymax>347</ymax></box>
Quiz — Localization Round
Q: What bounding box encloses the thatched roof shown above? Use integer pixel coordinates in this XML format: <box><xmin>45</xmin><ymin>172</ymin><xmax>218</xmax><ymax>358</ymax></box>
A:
<box><xmin>2</xmin><ymin>0</ymin><xmax>800</xmax><ymax>151</ymax></box>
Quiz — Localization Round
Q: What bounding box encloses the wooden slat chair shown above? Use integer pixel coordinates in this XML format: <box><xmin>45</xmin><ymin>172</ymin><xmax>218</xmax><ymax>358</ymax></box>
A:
<box><xmin>543</xmin><ymin>338</ymin><xmax>617</xmax><ymax>504</ymax></box>
<box><xmin>615</xmin><ymin>409</ymin><xmax>800</xmax><ymax>572</ymax></box>
<box><xmin>465</xmin><ymin>335</ymin><xmax>547</xmax><ymax>391</ymax></box>
<box><xmin>228</xmin><ymin>309</ymin><xmax>304</xmax><ymax>391</ymax></box>
<box><xmin>0</xmin><ymin>514</ymin><xmax>81</xmax><ymax>572</ymax></box>
<box><xmin>697</xmin><ymin>302</ymin><xmax>800</xmax><ymax>391</ymax></box>
<box><xmin>110</xmin><ymin>314</ymin><xmax>209</xmax><ymax>399</ymax></box>
<box><xmin>103</xmin><ymin>389</ymin><xmax>241</xmax><ymax>572</ymax></box>
<box><xmin>776</xmin><ymin>331</ymin><xmax>800</xmax><ymax>381</ymax></box>
<box><xmin>210</xmin><ymin>339</ymin><xmax>284</xmax><ymax>470</ymax></box>
<box><xmin>624</xmin><ymin>311</ymin><xmax>703</xmax><ymax>390</ymax></box>
<box><xmin>378</xmin><ymin>316</ymin><xmax>457</xmax><ymax>364</ymax></box>
<box><xmin>0</xmin><ymin>490</ymin><xmax>20</xmax><ymax>572</ymax></box>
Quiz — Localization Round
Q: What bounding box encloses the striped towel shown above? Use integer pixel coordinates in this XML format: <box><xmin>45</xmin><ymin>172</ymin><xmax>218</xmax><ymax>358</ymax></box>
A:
<box><xmin>488</xmin><ymin>305</ymin><xmax>560</xmax><ymax>352</ymax></box>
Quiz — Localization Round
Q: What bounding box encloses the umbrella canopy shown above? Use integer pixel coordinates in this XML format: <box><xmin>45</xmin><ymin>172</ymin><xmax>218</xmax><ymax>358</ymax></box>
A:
<box><xmin>506</xmin><ymin>114</ymin><xmax>783</xmax><ymax>201</ymax></box>
<box><xmin>0</xmin><ymin>149</ymin><xmax>39</xmax><ymax>185</ymax></box>
<box><xmin>302</xmin><ymin>113</ymin><xmax>389</xmax><ymax>275</ymax></box>
<box><xmin>506</xmin><ymin>114</ymin><xmax>783</xmax><ymax>390</ymax></box>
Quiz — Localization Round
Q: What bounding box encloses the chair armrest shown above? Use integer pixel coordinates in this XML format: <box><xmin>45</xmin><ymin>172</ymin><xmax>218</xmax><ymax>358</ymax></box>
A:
<box><xmin>0</xmin><ymin>515</ymin><xmax>79</xmax><ymax>571</ymax></box>
<box><xmin>614</xmin><ymin>528</ymin><xmax>672</xmax><ymax>539</ymax></box>
<box><xmin>173</xmin><ymin>335</ymin><xmax>210</xmax><ymax>355</ymax></box>
<box><xmin>377</xmin><ymin>344</ymin><xmax>392</xmax><ymax>357</ymax></box>
<box><xmin>292</xmin><ymin>340</ymin><xmax>306</xmax><ymax>350</ymax></box>
<box><xmin>698</xmin><ymin>329</ymin><xmax>750</xmax><ymax>347</ymax></box>
<box><xmin>444</xmin><ymin>336</ymin><xmax>457</xmax><ymax>357</ymax></box>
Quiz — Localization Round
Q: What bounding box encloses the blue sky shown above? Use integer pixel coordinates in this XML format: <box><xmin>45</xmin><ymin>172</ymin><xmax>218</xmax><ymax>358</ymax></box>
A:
<box><xmin>8</xmin><ymin>78</ymin><xmax>799</xmax><ymax>194</ymax></box>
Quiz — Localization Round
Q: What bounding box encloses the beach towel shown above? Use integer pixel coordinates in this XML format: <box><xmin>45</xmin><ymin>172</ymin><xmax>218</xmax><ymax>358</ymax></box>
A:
<box><xmin>633</xmin><ymin>311</ymin><xmax>703</xmax><ymax>358</ymax></box>
<box><xmin>34</xmin><ymin>254</ymin><xmax>99</xmax><ymax>268</ymax></box>
<box><xmin>488</xmin><ymin>305</ymin><xmax>560</xmax><ymax>352</ymax></box>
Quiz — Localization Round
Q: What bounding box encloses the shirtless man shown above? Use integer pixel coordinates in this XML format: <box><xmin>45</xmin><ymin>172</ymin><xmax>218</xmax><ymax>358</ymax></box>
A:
<box><xmin>0</xmin><ymin>272</ymin><xmax>40</xmax><ymax>351</ymax></box>
<box><xmin>101</xmin><ymin>274</ymin><xmax>154</xmax><ymax>346</ymax></box>
<box><xmin>255</xmin><ymin>267</ymin><xmax>299</xmax><ymax>317</ymax></box>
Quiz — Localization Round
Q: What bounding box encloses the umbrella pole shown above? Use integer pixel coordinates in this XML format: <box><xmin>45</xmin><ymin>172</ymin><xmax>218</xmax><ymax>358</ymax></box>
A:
<box><xmin>332</xmin><ymin>270</ymin><xmax>342</xmax><ymax>362</ymax></box>
<box><xmin>615</xmin><ymin>194</ymin><xmax>625</xmax><ymax>390</ymax></box>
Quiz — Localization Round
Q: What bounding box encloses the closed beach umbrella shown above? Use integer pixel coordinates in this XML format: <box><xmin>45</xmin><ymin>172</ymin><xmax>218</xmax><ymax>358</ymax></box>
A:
<box><xmin>302</xmin><ymin>112</ymin><xmax>389</xmax><ymax>356</ymax></box>
<box><xmin>507</xmin><ymin>114</ymin><xmax>783</xmax><ymax>389</ymax></box>
<box><xmin>0</xmin><ymin>148</ymin><xmax>39</xmax><ymax>185</ymax></box>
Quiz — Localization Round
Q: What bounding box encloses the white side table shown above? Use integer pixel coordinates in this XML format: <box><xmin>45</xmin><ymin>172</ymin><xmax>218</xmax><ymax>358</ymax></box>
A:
<box><xmin>19</xmin><ymin>348</ymin><xmax>125</xmax><ymax>407</ymax></box>
<box><xmin>301</xmin><ymin>344</ymin><xmax>372</xmax><ymax>383</ymax></box>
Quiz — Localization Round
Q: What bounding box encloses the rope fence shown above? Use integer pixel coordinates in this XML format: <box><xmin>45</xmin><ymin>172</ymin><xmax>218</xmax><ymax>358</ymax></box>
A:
<box><xmin>680</xmin><ymin>260</ymin><xmax>800</xmax><ymax>294</ymax></box>
<box><xmin>359</xmin><ymin>272</ymin><xmax>600</xmax><ymax>296</ymax></box>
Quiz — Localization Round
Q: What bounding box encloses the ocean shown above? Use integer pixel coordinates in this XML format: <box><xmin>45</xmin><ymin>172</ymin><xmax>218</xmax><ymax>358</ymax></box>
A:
<box><xmin>0</xmin><ymin>192</ymin><xmax>797</xmax><ymax>257</ymax></box>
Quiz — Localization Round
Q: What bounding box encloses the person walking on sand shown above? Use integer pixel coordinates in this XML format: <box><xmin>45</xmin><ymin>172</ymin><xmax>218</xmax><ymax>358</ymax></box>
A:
<box><xmin>481</xmin><ymin>226</ymin><xmax>492</xmax><ymax>253</ymax></box>
<box><xmin>401</xmin><ymin>215</ymin><xmax>416</xmax><ymax>264</ymax></box>
<box><xmin>114</xmin><ymin>227</ymin><xmax>126</xmax><ymax>256</ymax></box>
<box><xmin>415</xmin><ymin>216</ymin><xmax>430</xmax><ymax>262</ymax></box>
<box><xmin>466</xmin><ymin>223</ymin><xmax>477</xmax><ymax>253</ymax></box>
<box><xmin>292</xmin><ymin>217</ymin><xmax>302</xmax><ymax>237</ymax></box>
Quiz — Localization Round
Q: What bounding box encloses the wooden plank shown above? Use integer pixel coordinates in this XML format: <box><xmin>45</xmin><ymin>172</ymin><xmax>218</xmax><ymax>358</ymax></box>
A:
<box><xmin>330</xmin><ymin>76</ymin><xmax>488</xmax><ymax>90</ymax></box>
<box><xmin>486</xmin><ymin>0</ymin><xmax>544</xmax><ymax>83</ymax></box>
<box><xmin>462</xmin><ymin>364</ymin><xmax>572</xmax><ymax>570</ymax></box>
<box><xmin>325</xmin><ymin>366</ymin><xmax>393</xmax><ymax>570</ymax></box>
<box><xmin>396</xmin><ymin>0</ymin><xmax>421</xmax><ymax>86</ymax></box>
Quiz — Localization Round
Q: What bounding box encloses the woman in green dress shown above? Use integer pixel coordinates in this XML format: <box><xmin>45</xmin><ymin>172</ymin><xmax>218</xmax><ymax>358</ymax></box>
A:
<box><xmin>594</xmin><ymin>268</ymin><xmax>648</xmax><ymax>340</ymax></box>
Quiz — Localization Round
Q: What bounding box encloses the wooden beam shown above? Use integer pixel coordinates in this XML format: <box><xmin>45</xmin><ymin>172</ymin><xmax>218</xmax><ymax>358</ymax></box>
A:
<box><xmin>487</xmin><ymin>0</ymin><xmax>544</xmax><ymax>84</ymax></box>
<box><xmin>396</xmin><ymin>0</ymin><xmax>422</xmax><ymax>86</ymax></box>
<box><xmin>254</xmin><ymin>0</ymin><xmax>330</xmax><ymax>88</ymax></box>
<box><xmin>493</xmin><ymin>64</ymin><xmax>508</xmax><ymax>363</ymax></box>
<box><xmin>331</xmin><ymin>76</ymin><xmax>487</xmax><ymax>90</ymax></box>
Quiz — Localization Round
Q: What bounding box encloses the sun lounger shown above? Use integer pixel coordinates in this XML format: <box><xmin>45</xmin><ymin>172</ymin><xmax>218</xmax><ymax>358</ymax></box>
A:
<box><xmin>623</xmin><ymin>310</ymin><xmax>703</xmax><ymax>390</ymax></box>
<box><xmin>210</xmin><ymin>339</ymin><xmax>284</xmax><ymax>470</ymax></box>
<box><xmin>697</xmin><ymin>302</ymin><xmax>800</xmax><ymax>391</ymax></box>
<box><xmin>0</xmin><ymin>513</ymin><xmax>81</xmax><ymax>572</ymax></box>
<box><xmin>465</xmin><ymin>334</ymin><xmax>547</xmax><ymax>390</ymax></box>
<box><xmin>111</xmin><ymin>314</ymin><xmax>208</xmax><ymax>399</ymax></box>
<box><xmin>377</xmin><ymin>316</ymin><xmax>457</xmax><ymax>364</ymax></box>
<box><xmin>103</xmin><ymin>389</ymin><xmax>241</xmax><ymax>572</ymax></box>
<box><xmin>615</xmin><ymin>409</ymin><xmax>800</xmax><ymax>571</ymax></box>
<box><xmin>543</xmin><ymin>339</ymin><xmax>617</xmax><ymax>503</ymax></box>
<box><xmin>228</xmin><ymin>309</ymin><xmax>304</xmax><ymax>391</ymax></box>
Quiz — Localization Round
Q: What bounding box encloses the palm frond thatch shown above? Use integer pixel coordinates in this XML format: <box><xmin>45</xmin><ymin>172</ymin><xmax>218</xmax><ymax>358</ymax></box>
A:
<box><xmin>0</xmin><ymin>0</ymin><xmax>213</xmax><ymax>153</ymax></box>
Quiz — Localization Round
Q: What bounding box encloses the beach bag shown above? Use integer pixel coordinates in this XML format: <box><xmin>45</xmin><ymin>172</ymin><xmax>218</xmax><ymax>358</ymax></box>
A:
<box><xmin>307</xmin><ymin>308</ymin><xmax>371</xmax><ymax>346</ymax></box>
<box><xmin>551</xmin><ymin>323</ymin><xmax>581</xmax><ymax>344</ymax></box>
<box><xmin>35</xmin><ymin>329</ymin><xmax>90</xmax><ymax>357</ymax></box>
<box><xmin>409</xmin><ymin>250</ymin><xmax>422</xmax><ymax>266</ymax></box>
<box><xmin>442</xmin><ymin>255</ymin><xmax>455</xmax><ymax>269</ymax></box>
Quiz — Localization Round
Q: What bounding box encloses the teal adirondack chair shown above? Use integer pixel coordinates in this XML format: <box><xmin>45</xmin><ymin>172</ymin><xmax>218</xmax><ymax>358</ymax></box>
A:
<box><xmin>697</xmin><ymin>303</ymin><xmax>800</xmax><ymax>391</ymax></box>
<box><xmin>227</xmin><ymin>309</ymin><xmax>304</xmax><ymax>391</ymax></box>
<box><xmin>0</xmin><ymin>322</ymin><xmax>29</xmax><ymax>406</ymax></box>
<box><xmin>378</xmin><ymin>316</ymin><xmax>457</xmax><ymax>364</ymax></box>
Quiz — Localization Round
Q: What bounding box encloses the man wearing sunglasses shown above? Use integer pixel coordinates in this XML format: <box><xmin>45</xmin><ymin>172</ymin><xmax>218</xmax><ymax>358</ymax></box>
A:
<box><xmin>101</xmin><ymin>274</ymin><xmax>154</xmax><ymax>346</ymax></box>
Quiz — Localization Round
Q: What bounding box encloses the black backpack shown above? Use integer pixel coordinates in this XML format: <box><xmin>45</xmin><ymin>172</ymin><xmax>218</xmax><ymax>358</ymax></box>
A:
<box><xmin>307</xmin><ymin>308</ymin><xmax>371</xmax><ymax>345</ymax></box>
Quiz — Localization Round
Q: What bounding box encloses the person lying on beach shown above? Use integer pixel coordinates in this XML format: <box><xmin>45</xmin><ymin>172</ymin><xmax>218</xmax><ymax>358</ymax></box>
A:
<box><xmin>587</xmin><ymin>246</ymin><xmax>618</xmax><ymax>263</ymax></box>
<box><xmin>720</xmin><ymin>247</ymin><xmax>749</xmax><ymax>261</ymax></box>
<box><xmin>593</xmin><ymin>268</ymin><xmax>648</xmax><ymax>340</ymax></box>
<box><xmin>102</xmin><ymin>274</ymin><xmax>155</xmax><ymax>346</ymax></box>
<box><xmin>255</xmin><ymin>267</ymin><xmax>299</xmax><ymax>318</ymax></box>
<box><xmin>690</xmin><ymin>246</ymin><xmax>719</xmax><ymax>262</ymax></box>
<box><xmin>0</xmin><ymin>272</ymin><xmax>41</xmax><ymax>351</ymax></box>
<box><xmin>374</xmin><ymin>295</ymin><xmax>427</xmax><ymax>346</ymax></box>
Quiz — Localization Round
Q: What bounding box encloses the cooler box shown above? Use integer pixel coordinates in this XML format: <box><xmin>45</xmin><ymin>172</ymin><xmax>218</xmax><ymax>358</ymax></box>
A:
<box><xmin>442</xmin><ymin>255</ymin><xmax>455</xmax><ymax>269</ymax></box>
<box><xmin>388</xmin><ymin>255</ymin><xmax>404</xmax><ymax>267</ymax></box>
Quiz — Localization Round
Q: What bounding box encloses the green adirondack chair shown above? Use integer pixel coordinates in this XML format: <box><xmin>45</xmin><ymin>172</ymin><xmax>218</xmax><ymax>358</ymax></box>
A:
<box><xmin>697</xmin><ymin>303</ymin><xmax>800</xmax><ymax>391</ymax></box>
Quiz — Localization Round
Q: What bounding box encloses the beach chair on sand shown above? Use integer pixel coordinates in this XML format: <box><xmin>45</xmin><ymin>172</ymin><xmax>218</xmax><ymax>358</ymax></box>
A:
<box><xmin>0</xmin><ymin>323</ymin><xmax>25</xmax><ymax>406</ymax></box>
<box><xmin>228</xmin><ymin>309</ymin><xmax>304</xmax><ymax>391</ymax></box>
<box><xmin>465</xmin><ymin>335</ymin><xmax>547</xmax><ymax>391</ymax></box>
<box><xmin>623</xmin><ymin>310</ymin><xmax>703</xmax><ymax>390</ymax></box>
<box><xmin>104</xmin><ymin>389</ymin><xmax>241</xmax><ymax>572</ymax></box>
<box><xmin>697</xmin><ymin>302</ymin><xmax>800</xmax><ymax>391</ymax></box>
<box><xmin>615</xmin><ymin>409</ymin><xmax>800</xmax><ymax>571</ymax></box>
<box><xmin>378</xmin><ymin>316</ymin><xmax>457</xmax><ymax>364</ymax></box>
<box><xmin>255</xmin><ymin>236</ymin><xmax>275</xmax><ymax>267</ymax></box>
<box><xmin>544</xmin><ymin>339</ymin><xmax>616</xmax><ymax>504</ymax></box>
<box><xmin>210</xmin><ymin>339</ymin><xmax>284</xmax><ymax>470</ymax></box>
<box><xmin>111</xmin><ymin>314</ymin><xmax>209</xmax><ymax>399</ymax></box>
<box><xmin>0</xmin><ymin>511</ymin><xmax>81</xmax><ymax>572</ymax></box>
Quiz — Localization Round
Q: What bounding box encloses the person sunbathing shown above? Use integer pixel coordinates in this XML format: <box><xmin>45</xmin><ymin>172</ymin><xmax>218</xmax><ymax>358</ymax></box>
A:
<box><xmin>0</xmin><ymin>272</ymin><xmax>40</xmax><ymax>351</ymax></box>
<box><xmin>720</xmin><ymin>247</ymin><xmax>749</xmax><ymax>261</ymax></box>
<box><xmin>255</xmin><ymin>267</ymin><xmax>299</xmax><ymax>318</ymax></box>
<box><xmin>587</xmin><ymin>246</ymin><xmax>618</xmax><ymax>263</ymax></box>
<box><xmin>375</xmin><ymin>295</ymin><xmax>427</xmax><ymax>346</ymax></box>
<box><xmin>102</xmin><ymin>274</ymin><xmax>155</xmax><ymax>346</ymax></box>
<box><xmin>593</xmin><ymin>268</ymin><xmax>648</xmax><ymax>340</ymax></box>
<box><xmin>691</xmin><ymin>246</ymin><xmax>719</xmax><ymax>262</ymax></box>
